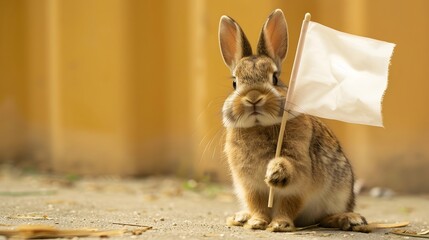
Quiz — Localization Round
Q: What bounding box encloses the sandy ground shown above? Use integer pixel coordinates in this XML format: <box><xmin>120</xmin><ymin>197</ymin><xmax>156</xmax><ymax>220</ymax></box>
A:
<box><xmin>0</xmin><ymin>170</ymin><xmax>428</xmax><ymax>239</ymax></box>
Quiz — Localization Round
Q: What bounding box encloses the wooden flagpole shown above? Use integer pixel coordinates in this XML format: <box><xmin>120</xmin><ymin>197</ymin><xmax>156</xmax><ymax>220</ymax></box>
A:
<box><xmin>268</xmin><ymin>13</ymin><xmax>312</xmax><ymax>208</ymax></box>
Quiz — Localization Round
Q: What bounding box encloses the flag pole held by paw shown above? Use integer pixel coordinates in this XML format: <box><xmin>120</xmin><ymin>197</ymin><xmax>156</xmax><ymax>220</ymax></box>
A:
<box><xmin>268</xmin><ymin>13</ymin><xmax>312</xmax><ymax>208</ymax></box>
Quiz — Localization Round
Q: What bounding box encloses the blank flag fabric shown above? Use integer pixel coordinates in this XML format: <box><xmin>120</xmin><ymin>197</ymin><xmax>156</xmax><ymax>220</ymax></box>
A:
<box><xmin>289</xmin><ymin>21</ymin><xmax>395</xmax><ymax>127</ymax></box>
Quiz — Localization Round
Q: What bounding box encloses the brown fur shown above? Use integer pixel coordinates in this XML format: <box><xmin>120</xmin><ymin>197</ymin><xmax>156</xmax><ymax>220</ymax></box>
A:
<box><xmin>219</xmin><ymin>9</ymin><xmax>368</xmax><ymax>232</ymax></box>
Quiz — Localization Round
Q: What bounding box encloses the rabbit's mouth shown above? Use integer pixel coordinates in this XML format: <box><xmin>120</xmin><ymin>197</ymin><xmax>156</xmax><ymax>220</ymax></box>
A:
<box><xmin>247</xmin><ymin>107</ymin><xmax>266</xmax><ymax>119</ymax></box>
<box><xmin>244</xmin><ymin>109</ymin><xmax>280</xmax><ymax>126</ymax></box>
<box><xmin>246</xmin><ymin>104</ymin><xmax>265</xmax><ymax>116</ymax></box>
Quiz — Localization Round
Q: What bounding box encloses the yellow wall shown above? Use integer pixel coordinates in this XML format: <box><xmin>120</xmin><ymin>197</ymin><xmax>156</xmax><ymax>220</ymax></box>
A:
<box><xmin>0</xmin><ymin>0</ymin><xmax>29</xmax><ymax>164</ymax></box>
<box><xmin>1</xmin><ymin>0</ymin><xmax>429</xmax><ymax>192</ymax></box>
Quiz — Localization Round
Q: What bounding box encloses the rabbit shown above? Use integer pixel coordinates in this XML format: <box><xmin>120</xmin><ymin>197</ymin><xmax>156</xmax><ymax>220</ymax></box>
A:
<box><xmin>218</xmin><ymin>9</ymin><xmax>368</xmax><ymax>232</ymax></box>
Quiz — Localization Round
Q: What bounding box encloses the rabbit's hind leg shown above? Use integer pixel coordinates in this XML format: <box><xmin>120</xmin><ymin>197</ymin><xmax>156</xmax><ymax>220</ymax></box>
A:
<box><xmin>320</xmin><ymin>212</ymin><xmax>369</xmax><ymax>232</ymax></box>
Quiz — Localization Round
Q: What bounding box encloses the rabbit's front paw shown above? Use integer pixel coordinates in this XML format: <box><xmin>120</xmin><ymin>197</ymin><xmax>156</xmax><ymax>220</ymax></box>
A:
<box><xmin>243</xmin><ymin>217</ymin><xmax>268</xmax><ymax>230</ymax></box>
<box><xmin>226</xmin><ymin>211</ymin><xmax>251</xmax><ymax>226</ymax></box>
<box><xmin>265</xmin><ymin>157</ymin><xmax>293</xmax><ymax>188</ymax></box>
<box><xmin>267</xmin><ymin>218</ymin><xmax>295</xmax><ymax>232</ymax></box>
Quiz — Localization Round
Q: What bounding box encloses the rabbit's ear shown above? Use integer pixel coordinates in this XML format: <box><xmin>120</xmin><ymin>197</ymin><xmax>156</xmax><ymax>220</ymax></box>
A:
<box><xmin>257</xmin><ymin>9</ymin><xmax>288</xmax><ymax>68</ymax></box>
<box><xmin>219</xmin><ymin>16</ymin><xmax>252</xmax><ymax>71</ymax></box>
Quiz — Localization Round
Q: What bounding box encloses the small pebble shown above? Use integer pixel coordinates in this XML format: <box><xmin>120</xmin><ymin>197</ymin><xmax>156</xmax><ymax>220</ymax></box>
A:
<box><xmin>369</xmin><ymin>187</ymin><xmax>395</xmax><ymax>198</ymax></box>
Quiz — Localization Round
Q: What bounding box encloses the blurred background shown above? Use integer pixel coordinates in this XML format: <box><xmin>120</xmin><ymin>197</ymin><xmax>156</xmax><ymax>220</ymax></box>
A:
<box><xmin>1</xmin><ymin>0</ymin><xmax>428</xmax><ymax>193</ymax></box>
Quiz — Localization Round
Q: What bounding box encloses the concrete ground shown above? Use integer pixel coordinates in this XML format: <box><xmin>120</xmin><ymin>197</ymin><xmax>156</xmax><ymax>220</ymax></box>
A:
<box><xmin>0</xmin><ymin>169</ymin><xmax>428</xmax><ymax>239</ymax></box>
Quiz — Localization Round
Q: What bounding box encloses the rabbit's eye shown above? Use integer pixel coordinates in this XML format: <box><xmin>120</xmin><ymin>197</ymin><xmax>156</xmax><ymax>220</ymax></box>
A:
<box><xmin>232</xmin><ymin>76</ymin><xmax>237</xmax><ymax>90</ymax></box>
<box><xmin>272</xmin><ymin>73</ymin><xmax>279</xmax><ymax>86</ymax></box>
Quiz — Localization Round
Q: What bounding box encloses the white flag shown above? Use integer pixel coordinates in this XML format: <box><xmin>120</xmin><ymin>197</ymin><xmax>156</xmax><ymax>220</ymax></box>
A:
<box><xmin>289</xmin><ymin>21</ymin><xmax>395</xmax><ymax>127</ymax></box>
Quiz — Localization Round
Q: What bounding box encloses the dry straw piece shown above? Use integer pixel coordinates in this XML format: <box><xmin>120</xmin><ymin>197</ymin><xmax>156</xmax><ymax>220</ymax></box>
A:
<box><xmin>0</xmin><ymin>225</ymin><xmax>125</xmax><ymax>239</ymax></box>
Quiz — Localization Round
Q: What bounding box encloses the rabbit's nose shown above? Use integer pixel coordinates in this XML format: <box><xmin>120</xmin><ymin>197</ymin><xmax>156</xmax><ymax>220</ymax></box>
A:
<box><xmin>245</xmin><ymin>97</ymin><xmax>263</xmax><ymax>105</ymax></box>
<box><xmin>243</xmin><ymin>90</ymin><xmax>265</xmax><ymax>106</ymax></box>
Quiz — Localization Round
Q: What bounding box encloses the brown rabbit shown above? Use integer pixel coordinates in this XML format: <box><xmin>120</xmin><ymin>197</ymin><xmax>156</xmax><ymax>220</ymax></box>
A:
<box><xmin>219</xmin><ymin>9</ymin><xmax>368</xmax><ymax>232</ymax></box>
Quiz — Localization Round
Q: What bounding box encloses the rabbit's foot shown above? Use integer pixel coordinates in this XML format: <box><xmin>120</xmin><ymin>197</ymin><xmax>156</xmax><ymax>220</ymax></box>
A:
<box><xmin>243</xmin><ymin>217</ymin><xmax>268</xmax><ymax>230</ymax></box>
<box><xmin>265</xmin><ymin>157</ymin><xmax>293</xmax><ymax>188</ymax></box>
<box><xmin>226</xmin><ymin>211</ymin><xmax>251</xmax><ymax>226</ymax></box>
<box><xmin>267</xmin><ymin>218</ymin><xmax>295</xmax><ymax>232</ymax></box>
<box><xmin>320</xmin><ymin>212</ymin><xmax>369</xmax><ymax>233</ymax></box>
